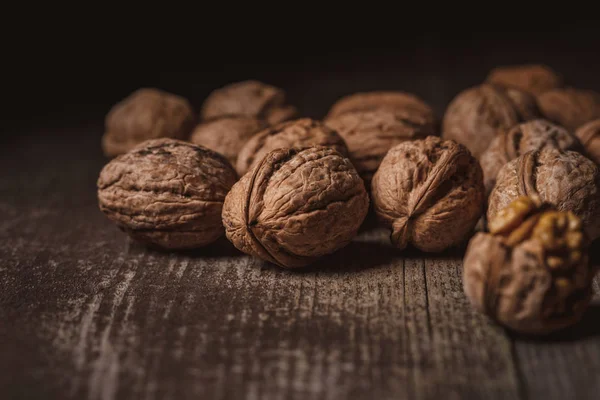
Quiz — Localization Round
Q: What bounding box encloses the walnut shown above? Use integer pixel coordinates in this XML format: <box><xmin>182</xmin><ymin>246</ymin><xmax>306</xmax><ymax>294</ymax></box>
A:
<box><xmin>324</xmin><ymin>108</ymin><xmax>436</xmax><ymax>185</ymax></box>
<box><xmin>222</xmin><ymin>146</ymin><xmax>369</xmax><ymax>268</ymax></box>
<box><xmin>485</xmin><ymin>64</ymin><xmax>563</xmax><ymax>96</ymax></box>
<box><xmin>480</xmin><ymin>119</ymin><xmax>583</xmax><ymax>196</ymax></box>
<box><xmin>488</xmin><ymin>147</ymin><xmax>600</xmax><ymax>241</ymax></box>
<box><xmin>371</xmin><ymin>136</ymin><xmax>484</xmax><ymax>252</ymax></box>
<box><xmin>101</xmin><ymin>88</ymin><xmax>196</xmax><ymax>157</ymax></box>
<box><xmin>537</xmin><ymin>87</ymin><xmax>600</xmax><ymax>132</ymax></box>
<box><xmin>189</xmin><ymin>116</ymin><xmax>267</xmax><ymax>166</ymax></box>
<box><xmin>442</xmin><ymin>84</ymin><xmax>540</xmax><ymax>158</ymax></box>
<box><xmin>97</xmin><ymin>138</ymin><xmax>237</xmax><ymax>249</ymax></box>
<box><xmin>235</xmin><ymin>118</ymin><xmax>349</xmax><ymax>177</ymax></box>
<box><xmin>200</xmin><ymin>80</ymin><xmax>297</xmax><ymax>125</ymax></box>
<box><xmin>576</xmin><ymin>119</ymin><xmax>600</xmax><ymax>164</ymax></box>
<box><xmin>463</xmin><ymin>196</ymin><xmax>596</xmax><ymax>335</ymax></box>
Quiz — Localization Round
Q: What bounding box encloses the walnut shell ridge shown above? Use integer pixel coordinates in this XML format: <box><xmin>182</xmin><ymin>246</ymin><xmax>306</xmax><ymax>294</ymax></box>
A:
<box><xmin>575</xmin><ymin>119</ymin><xmax>600</xmax><ymax>164</ymax></box>
<box><xmin>442</xmin><ymin>84</ymin><xmax>540</xmax><ymax>159</ymax></box>
<box><xmin>371</xmin><ymin>136</ymin><xmax>485</xmax><ymax>252</ymax></box>
<box><xmin>488</xmin><ymin>148</ymin><xmax>600</xmax><ymax>240</ymax></box>
<box><xmin>235</xmin><ymin>118</ymin><xmax>349</xmax><ymax>177</ymax></box>
<box><xmin>102</xmin><ymin>88</ymin><xmax>196</xmax><ymax>157</ymax></box>
<box><xmin>485</xmin><ymin>64</ymin><xmax>563</xmax><ymax>96</ymax></box>
<box><xmin>537</xmin><ymin>87</ymin><xmax>600</xmax><ymax>132</ymax></box>
<box><xmin>480</xmin><ymin>119</ymin><xmax>583</xmax><ymax>196</ymax></box>
<box><xmin>222</xmin><ymin>146</ymin><xmax>369</xmax><ymax>269</ymax></box>
<box><xmin>97</xmin><ymin>138</ymin><xmax>238</xmax><ymax>249</ymax></box>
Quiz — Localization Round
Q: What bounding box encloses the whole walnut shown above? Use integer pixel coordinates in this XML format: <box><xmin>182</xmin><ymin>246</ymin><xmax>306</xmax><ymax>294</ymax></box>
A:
<box><xmin>324</xmin><ymin>108</ymin><xmax>436</xmax><ymax>185</ymax></box>
<box><xmin>222</xmin><ymin>146</ymin><xmax>369</xmax><ymax>269</ymax></box>
<box><xmin>485</xmin><ymin>64</ymin><xmax>563</xmax><ymax>96</ymax></box>
<box><xmin>97</xmin><ymin>138</ymin><xmax>237</xmax><ymax>249</ymax></box>
<box><xmin>537</xmin><ymin>87</ymin><xmax>600</xmax><ymax>132</ymax></box>
<box><xmin>200</xmin><ymin>80</ymin><xmax>297</xmax><ymax>125</ymax></box>
<box><xmin>442</xmin><ymin>84</ymin><xmax>540</xmax><ymax>158</ymax></box>
<box><xmin>463</xmin><ymin>196</ymin><xmax>596</xmax><ymax>335</ymax></box>
<box><xmin>102</xmin><ymin>88</ymin><xmax>196</xmax><ymax>157</ymax></box>
<box><xmin>189</xmin><ymin>116</ymin><xmax>267</xmax><ymax>166</ymax></box>
<box><xmin>480</xmin><ymin>119</ymin><xmax>583</xmax><ymax>196</ymax></box>
<box><xmin>576</xmin><ymin>119</ymin><xmax>600</xmax><ymax>164</ymax></box>
<box><xmin>488</xmin><ymin>147</ymin><xmax>600</xmax><ymax>241</ymax></box>
<box><xmin>371</xmin><ymin>136</ymin><xmax>484</xmax><ymax>252</ymax></box>
<box><xmin>235</xmin><ymin>118</ymin><xmax>349</xmax><ymax>177</ymax></box>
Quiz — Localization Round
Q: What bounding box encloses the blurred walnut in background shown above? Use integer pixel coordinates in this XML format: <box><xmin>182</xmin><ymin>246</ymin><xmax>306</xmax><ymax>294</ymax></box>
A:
<box><xmin>575</xmin><ymin>119</ymin><xmax>600</xmax><ymax>164</ymax></box>
<box><xmin>537</xmin><ymin>87</ymin><xmax>600</xmax><ymax>132</ymax></box>
<box><xmin>486</xmin><ymin>64</ymin><xmax>563</xmax><ymax>96</ymax></box>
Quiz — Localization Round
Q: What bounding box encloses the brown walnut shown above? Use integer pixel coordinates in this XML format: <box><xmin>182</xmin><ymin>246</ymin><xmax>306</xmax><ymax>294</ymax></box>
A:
<box><xmin>235</xmin><ymin>118</ymin><xmax>349</xmax><ymax>177</ymax></box>
<box><xmin>189</xmin><ymin>116</ymin><xmax>267</xmax><ymax>166</ymax></box>
<box><xmin>200</xmin><ymin>80</ymin><xmax>297</xmax><ymax>125</ymax></box>
<box><xmin>442</xmin><ymin>84</ymin><xmax>540</xmax><ymax>158</ymax></box>
<box><xmin>480</xmin><ymin>119</ymin><xmax>583</xmax><ymax>196</ymax></box>
<box><xmin>97</xmin><ymin>138</ymin><xmax>237</xmax><ymax>249</ymax></box>
<box><xmin>222</xmin><ymin>146</ymin><xmax>369</xmax><ymax>268</ymax></box>
<box><xmin>371</xmin><ymin>136</ymin><xmax>485</xmax><ymax>252</ymax></box>
<box><xmin>575</xmin><ymin>119</ymin><xmax>600</xmax><ymax>164</ymax></box>
<box><xmin>488</xmin><ymin>147</ymin><xmax>600</xmax><ymax>240</ymax></box>
<box><xmin>102</xmin><ymin>88</ymin><xmax>196</xmax><ymax>157</ymax></box>
<box><xmin>537</xmin><ymin>87</ymin><xmax>600</xmax><ymax>132</ymax></box>
<box><xmin>485</xmin><ymin>64</ymin><xmax>563</xmax><ymax>96</ymax></box>
<box><xmin>463</xmin><ymin>196</ymin><xmax>596</xmax><ymax>335</ymax></box>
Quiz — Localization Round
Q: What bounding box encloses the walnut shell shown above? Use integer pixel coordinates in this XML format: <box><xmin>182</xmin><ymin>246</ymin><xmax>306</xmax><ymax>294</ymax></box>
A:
<box><xmin>97</xmin><ymin>138</ymin><xmax>237</xmax><ymax>249</ymax></box>
<box><xmin>488</xmin><ymin>147</ymin><xmax>600</xmax><ymax>240</ymax></box>
<box><xmin>485</xmin><ymin>64</ymin><xmax>563</xmax><ymax>96</ymax></box>
<box><xmin>371</xmin><ymin>136</ymin><xmax>484</xmax><ymax>252</ymax></box>
<box><xmin>200</xmin><ymin>80</ymin><xmax>297</xmax><ymax>125</ymax></box>
<box><xmin>102</xmin><ymin>88</ymin><xmax>196</xmax><ymax>157</ymax></box>
<box><xmin>222</xmin><ymin>146</ymin><xmax>369</xmax><ymax>268</ymax></box>
<box><xmin>235</xmin><ymin>118</ymin><xmax>349</xmax><ymax>177</ymax></box>
<box><xmin>442</xmin><ymin>84</ymin><xmax>540</xmax><ymax>158</ymax></box>
<box><xmin>537</xmin><ymin>87</ymin><xmax>600</xmax><ymax>132</ymax></box>
<box><xmin>480</xmin><ymin>119</ymin><xmax>583</xmax><ymax>196</ymax></box>
<box><xmin>463</xmin><ymin>196</ymin><xmax>595</xmax><ymax>335</ymax></box>
<box><xmin>575</xmin><ymin>119</ymin><xmax>600</xmax><ymax>164</ymax></box>
<box><xmin>189</xmin><ymin>116</ymin><xmax>267</xmax><ymax>166</ymax></box>
<box><xmin>324</xmin><ymin>108</ymin><xmax>437</xmax><ymax>185</ymax></box>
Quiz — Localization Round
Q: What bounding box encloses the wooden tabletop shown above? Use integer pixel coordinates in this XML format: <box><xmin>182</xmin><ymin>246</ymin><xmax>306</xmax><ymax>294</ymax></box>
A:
<box><xmin>2</xmin><ymin>46</ymin><xmax>600</xmax><ymax>399</ymax></box>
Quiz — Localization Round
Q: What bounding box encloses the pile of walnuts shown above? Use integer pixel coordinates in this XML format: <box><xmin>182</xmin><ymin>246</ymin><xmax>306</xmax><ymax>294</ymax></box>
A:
<box><xmin>98</xmin><ymin>66</ymin><xmax>600</xmax><ymax>335</ymax></box>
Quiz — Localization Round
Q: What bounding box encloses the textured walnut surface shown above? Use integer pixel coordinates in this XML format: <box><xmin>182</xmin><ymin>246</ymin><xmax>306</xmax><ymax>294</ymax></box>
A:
<box><xmin>324</xmin><ymin>108</ymin><xmax>436</xmax><ymax>185</ymax></box>
<box><xmin>189</xmin><ymin>116</ymin><xmax>267</xmax><ymax>166</ymax></box>
<box><xmin>200</xmin><ymin>80</ymin><xmax>297</xmax><ymax>125</ymax></box>
<box><xmin>222</xmin><ymin>146</ymin><xmax>369</xmax><ymax>268</ymax></box>
<box><xmin>102</xmin><ymin>88</ymin><xmax>196</xmax><ymax>157</ymax></box>
<box><xmin>481</xmin><ymin>119</ymin><xmax>583</xmax><ymax>196</ymax></box>
<box><xmin>371</xmin><ymin>136</ymin><xmax>484</xmax><ymax>252</ymax></box>
<box><xmin>464</xmin><ymin>197</ymin><xmax>595</xmax><ymax>335</ymax></box>
<box><xmin>486</xmin><ymin>64</ymin><xmax>563</xmax><ymax>95</ymax></box>
<box><xmin>537</xmin><ymin>87</ymin><xmax>600</xmax><ymax>132</ymax></box>
<box><xmin>97</xmin><ymin>138</ymin><xmax>237</xmax><ymax>249</ymax></box>
<box><xmin>442</xmin><ymin>84</ymin><xmax>540</xmax><ymax>158</ymax></box>
<box><xmin>235</xmin><ymin>118</ymin><xmax>349</xmax><ymax>177</ymax></box>
<box><xmin>488</xmin><ymin>148</ymin><xmax>600</xmax><ymax>240</ymax></box>
<box><xmin>575</xmin><ymin>119</ymin><xmax>600</xmax><ymax>164</ymax></box>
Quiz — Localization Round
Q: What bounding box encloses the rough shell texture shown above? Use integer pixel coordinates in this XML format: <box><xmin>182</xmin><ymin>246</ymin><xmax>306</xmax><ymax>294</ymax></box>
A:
<box><xmin>325</xmin><ymin>91</ymin><xmax>435</xmax><ymax>122</ymax></box>
<box><xmin>325</xmin><ymin>108</ymin><xmax>437</xmax><ymax>185</ymax></box>
<box><xmin>200</xmin><ymin>80</ymin><xmax>297</xmax><ymax>125</ymax></box>
<box><xmin>97</xmin><ymin>138</ymin><xmax>238</xmax><ymax>249</ymax></box>
<box><xmin>442</xmin><ymin>84</ymin><xmax>540</xmax><ymax>158</ymax></box>
<box><xmin>537</xmin><ymin>87</ymin><xmax>600</xmax><ymax>132</ymax></box>
<box><xmin>102</xmin><ymin>88</ymin><xmax>196</xmax><ymax>157</ymax></box>
<box><xmin>371</xmin><ymin>136</ymin><xmax>485</xmax><ymax>252</ymax></box>
<box><xmin>463</xmin><ymin>196</ymin><xmax>595</xmax><ymax>335</ymax></box>
<box><xmin>189</xmin><ymin>116</ymin><xmax>267</xmax><ymax>166</ymax></box>
<box><xmin>235</xmin><ymin>118</ymin><xmax>349</xmax><ymax>177</ymax></box>
<box><xmin>575</xmin><ymin>119</ymin><xmax>600</xmax><ymax>164</ymax></box>
<box><xmin>488</xmin><ymin>148</ymin><xmax>600</xmax><ymax>240</ymax></box>
<box><xmin>480</xmin><ymin>119</ymin><xmax>583</xmax><ymax>196</ymax></box>
<box><xmin>222</xmin><ymin>146</ymin><xmax>369</xmax><ymax>269</ymax></box>
<box><xmin>486</xmin><ymin>64</ymin><xmax>563</xmax><ymax>96</ymax></box>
